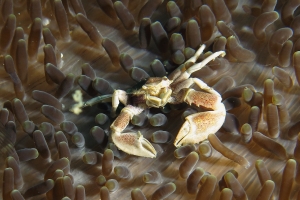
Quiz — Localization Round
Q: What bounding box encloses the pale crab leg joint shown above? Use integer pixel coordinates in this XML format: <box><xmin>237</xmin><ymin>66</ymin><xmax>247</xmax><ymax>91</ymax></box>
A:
<box><xmin>112</xmin><ymin>90</ymin><xmax>128</xmax><ymax>117</ymax></box>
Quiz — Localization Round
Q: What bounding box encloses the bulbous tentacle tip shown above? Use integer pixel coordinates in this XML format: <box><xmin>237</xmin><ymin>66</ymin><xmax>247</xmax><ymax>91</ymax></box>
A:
<box><xmin>112</xmin><ymin>131</ymin><xmax>157</xmax><ymax>158</ymax></box>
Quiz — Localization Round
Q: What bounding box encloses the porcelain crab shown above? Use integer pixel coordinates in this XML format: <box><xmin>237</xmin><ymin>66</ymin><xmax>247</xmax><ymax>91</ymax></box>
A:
<box><xmin>84</xmin><ymin>45</ymin><xmax>226</xmax><ymax>158</ymax></box>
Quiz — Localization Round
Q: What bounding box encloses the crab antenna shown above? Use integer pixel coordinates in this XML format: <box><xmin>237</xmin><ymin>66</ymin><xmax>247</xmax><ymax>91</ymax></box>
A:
<box><xmin>186</xmin><ymin>51</ymin><xmax>226</xmax><ymax>75</ymax></box>
<box><xmin>82</xmin><ymin>94</ymin><xmax>113</xmax><ymax>107</ymax></box>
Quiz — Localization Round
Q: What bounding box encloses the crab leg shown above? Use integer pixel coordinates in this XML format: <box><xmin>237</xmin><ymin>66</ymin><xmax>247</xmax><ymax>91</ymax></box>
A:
<box><xmin>111</xmin><ymin>89</ymin><xmax>128</xmax><ymax>117</ymax></box>
<box><xmin>169</xmin><ymin>45</ymin><xmax>225</xmax><ymax>83</ymax></box>
<box><xmin>173</xmin><ymin>51</ymin><xmax>225</xmax><ymax>85</ymax></box>
<box><xmin>110</xmin><ymin>105</ymin><xmax>157</xmax><ymax>158</ymax></box>
<box><xmin>185</xmin><ymin>51</ymin><xmax>226</xmax><ymax>75</ymax></box>
<box><xmin>173</xmin><ymin>79</ymin><xmax>226</xmax><ymax>147</ymax></box>
<box><xmin>186</xmin><ymin>44</ymin><xmax>206</xmax><ymax>63</ymax></box>
<box><xmin>168</xmin><ymin>44</ymin><xmax>206</xmax><ymax>81</ymax></box>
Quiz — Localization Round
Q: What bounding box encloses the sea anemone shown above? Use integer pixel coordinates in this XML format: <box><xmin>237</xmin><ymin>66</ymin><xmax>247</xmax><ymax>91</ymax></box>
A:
<box><xmin>0</xmin><ymin>0</ymin><xmax>300</xmax><ymax>199</ymax></box>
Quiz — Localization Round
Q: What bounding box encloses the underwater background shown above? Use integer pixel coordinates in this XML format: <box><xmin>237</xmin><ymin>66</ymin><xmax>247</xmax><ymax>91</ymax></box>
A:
<box><xmin>0</xmin><ymin>0</ymin><xmax>300</xmax><ymax>199</ymax></box>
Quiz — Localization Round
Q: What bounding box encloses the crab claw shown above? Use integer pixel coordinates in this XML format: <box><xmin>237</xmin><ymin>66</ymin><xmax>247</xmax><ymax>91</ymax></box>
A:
<box><xmin>174</xmin><ymin>110</ymin><xmax>226</xmax><ymax>147</ymax></box>
<box><xmin>112</xmin><ymin>131</ymin><xmax>157</xmax><ymax>158</ymax></box>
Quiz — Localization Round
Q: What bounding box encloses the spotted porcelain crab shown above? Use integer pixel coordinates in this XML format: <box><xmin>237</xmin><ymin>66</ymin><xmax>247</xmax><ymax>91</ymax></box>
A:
<box><xmin>85</xmin><ymin>45</ymin><xmax>226</xmax><ymax>158</ymax></box>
